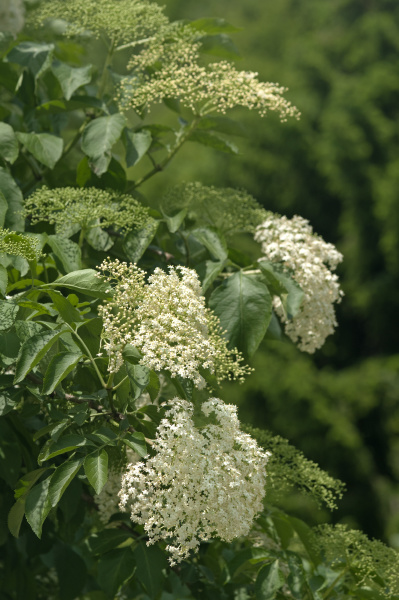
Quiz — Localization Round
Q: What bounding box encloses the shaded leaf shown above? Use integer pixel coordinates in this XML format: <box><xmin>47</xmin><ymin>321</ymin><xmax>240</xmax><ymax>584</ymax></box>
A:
<box><xmin>190</xmin><ymin>227</ymin><xmax>228</xmax><ymax>261</ymax></box>
<box><xmin>0</xmin><ymin>300</ymin><xmax>19</xmax><ymax>331</ymax></box>
<box><xmin>197</xmin><ymin>115</ymin><xmax>247</xmax><ymax>137</ymax></box>
<box><xmin>123</xmin><ymin>219</ymin><xmax>159</xmax><ymax>262</ymax></box>
<box><xmin>196</xmin><ymin>260</ymin><xmax>226</xmax><ymax>292</ymax></box>
<box><xmin>14</xmin><ymin>329</ymin><xmax>65</xmax><ymax>383</ymax></box>
<box><xmin>255</xmin><ymin>560</ymin><xmax>285</xmax><ymax>600</ymax></box>
<box><xmin>0</xmin><ymin>391</ymin><xmax>17</xmax><ymax>415</ymax></box>
<box><xmin>54</xmin><ymin>544</ymin><xmax>87</xmax><ymax>600</ymax></box>
<box><xmin>133</xmin><ymin>543</ymin><xmax>168</xmax><ymax>598</ymax></box>
<box><xmin>7</xmin><ymin>497</ymin><xmax>26</xmax><ymax>538</ymax></box>
<box><xmin>39</xmin><ymin>434</ymin><xmax>87</xmax><ymax>463</ymax></box>
<box><xmin>259</xmin><ymin>260</ymin><xmax>304</xmax><ymax>318</ymax></box>
<box><xmin>51</xmin><ymin>61</ymin><xmax>93</xmax><ymax>100</ymax></box>
<box><xmin>48</xmin><ymin>458</ymin><xmax>83</xmax><ymax>507</ymax></box>
<box><xmin>97</xmin><ymin>548</ymin><xmax>135</xmax><ymax>597</ymax></box>
<box><xmin>42</xmin><ymin>351</ymin><xmax>83</xmax><ymax>394</ymax></box>
<box><xmin>46</xmin><ymin>289</ymin><xmax>82</xmax><ymax>324</ymax></box>
<box><xmin>125</xmin><ymin>363</ymin><xmax>150</xmax><ymax>400</ymax></box>
<box><xmin>25</xmin><ymin>475</ymin><xmax>52</xmax><ymax>538</ymax></box>
<box><xmin>6</xmin><ymin>42</ymin><xmax>54</xmax><ymax>78</ymax></box>
<box><xmin>84</xmin><ymin>449</ymin><xmax>108</xmax><ymax>494</ymax></box>
<box><xmin>16</xmin><ymin>132</ymin><xmax>63</xmax><ymax>169</ymax></box>
<box><xmin>200</xmin><ymin>34</ymin><xmax>241</xmax><ymax>59</ymax></box>
<box><xmin>124</xmin><ymin>129</ymin><xmax>152</xmax><ymax>167</ymax></box>
<box><xmin>49</xmin><ymin>269</ymin><xmax>112</xmax><ymax>299</ymax></box>
<box><xmin>36</xmin><ymin>95</ymin><xmax>104</xmax><ymax>114</ymax></box>
<box><xmin>0</xmin><ymin>122</ymin><xmax>19</xmax><ymax>163</ymax></box>
<box><xmin>209</xmin><ymin>272</ymin><xmax>272</xmax><ymax>357</ymax></box>
<box><xmin>86</xmin><ymin>227</ymin><xmax>113</xmax><ymax>251</ymax></box>
<box><xmin>88</xmin><ymin>529</ymin><xmax>133</xmax><ymax>555</ymax></box>
<box><xmin>190</xmin><ymin>17</ymin><xmax>242</xmax><ymax>34</ymax></box>
<box><xmin>122</xmin><ymin>432</ymin><xmax>147</xmax><ymax>458</ymax></box>
<box><xmin>0</xmin><ymin>167</ymin><xmax>24</xmax><ymax>231</ymax></box>
<box><xmin>81</xmin><ymin>114</ymin><xmax>126</xmax><ymax>176</ymax></box>
<box><xmin>189</xmin><ymin>130</ymin><xmax>239</xmax><ymax>154</ymax></box>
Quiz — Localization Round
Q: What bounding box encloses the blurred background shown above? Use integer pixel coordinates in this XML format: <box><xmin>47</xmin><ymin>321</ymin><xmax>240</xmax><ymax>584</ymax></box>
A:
<box><xmin>150</xmin><ymin>0</ymin><xmax>399</xmax><ymax>546</ymax></box>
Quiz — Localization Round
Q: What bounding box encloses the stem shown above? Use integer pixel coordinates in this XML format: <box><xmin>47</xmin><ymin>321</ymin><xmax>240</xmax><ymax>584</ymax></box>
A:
<box><xmin>65</xmin><ymin>324</ymin><xmax>107</xmax><ymax>389</ymax></box>
<box><xmin>127</xmin><ymin>117</ymin><xmax>201</xmax><ymax>191</ymax></box>
<box><xmin>78</xmin><ymin>227</ymin><xmax>86</xmax><ymax>249</ymax></box>
<box><xmin>62</xmin><ymin>116</ymin><xmax>92</xmax><ymax>160</ymax></box>
<box><xmin>97</xmin><ymin>37</ymin><xmax>116</xmax><ymax>99</ymax></box>
<box><xmin>113</xmin><ymin>375</ymin><xmax>129</xmax><ymax>391</ymax></box>
<box><xmin>322</xmin><ymin>568</ymin><xmax>349</xmax><ymax>600</ymax></box>
<box><xmin>115</xmin><ymin>36</ymin><xmax>155</xmax><ymax>52</ymax></box>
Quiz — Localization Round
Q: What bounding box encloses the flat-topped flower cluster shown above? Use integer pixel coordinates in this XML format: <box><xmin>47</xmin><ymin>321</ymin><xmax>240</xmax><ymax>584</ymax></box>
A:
<box><xmin>97</xmin><ymin>261</ymin><xmax>250</xmax><ymax>387</ymax></box>
<box><xmin>119</xmin><ymin>397</ymin><xmax>270</xmax><ymax>564</ymax></box>
<box><xmin>255</xmin><ymin>214</ymin><xmax>343</xmax><ymax>353</ymax></box>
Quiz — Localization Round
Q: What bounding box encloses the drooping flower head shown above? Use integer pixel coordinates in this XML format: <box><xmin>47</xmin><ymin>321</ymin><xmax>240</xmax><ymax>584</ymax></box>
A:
<box><xmin>255</xmin><ymin>214</ymin><xmax>343</xmax><ymax>353</ymax></box>
<box><xmin>97</xmin><ymin>261</ymin><xmax>249</xmax><ymax>387</ymax></box>
<box><xmin>119</xmin><ymin>397</ymin><xmax>270</xmax><ymax>564</ymax></box>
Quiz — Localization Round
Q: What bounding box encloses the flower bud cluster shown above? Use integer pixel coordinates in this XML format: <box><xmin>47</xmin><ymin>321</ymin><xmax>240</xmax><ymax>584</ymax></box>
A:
<box><xmin>255</xmin><ymin>215</ymin><xmax>343</xmax><ymax>353</ymax></box>
<box><xmin>29</xmin><ymin>0</ymin><xmax>168</xmax><ymax>44</ymax></box>
<box><xmin>0</xmin><ymin>228</ymin><xmax>41</xmax><ymax>262</ymax></box>
<box><xmin>118</xmin><ymin>23</ymin><xmax>299</xmax><ymax>121</ymax></box>
<box><xmin>25</xmin><ymin>187</ymin><xmax>152</xmax><ymax>237</ymax></box>
<box><xmin>98</xmin><ymin>261</ymin><xmax>249</xmax><ymax>386</ymax></box>
<box><xmin>119</xmin><ymin>397</ymin><xmax>270</xmax><ymax>564</ymax></box>
<box><xmin>161</xmin><ymin>182</ymin><xmax>267</xmax><ymax>238</ymax></box>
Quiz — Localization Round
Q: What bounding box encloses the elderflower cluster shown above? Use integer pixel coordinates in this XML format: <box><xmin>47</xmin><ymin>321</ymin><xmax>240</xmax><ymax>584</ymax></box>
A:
<box><xmin>0</xmin><ymin>0</ymin><xmax>24</xmax><ymax>35</ymax></box>
<box><xmin>118</xmin><ymin>23</ymin><xmax>299</xmax><ymax>121</ymax></box>
<box><xmin>24</xmin><ymin>187</ymin><xmax>152</xmax><ymax>237</ymax></box>
<box><xmin>119</xmin><ymin>397</ymin><xmax>270</xmax><ymax>564</ymax></box>
<box><xmin>0</xmin><ymin>228</ymin><xmax>41</xmax><ymax>262</ymax></box>
<box><xmin>95</xmin><ymin>449</ymin><xmax>139</xmax><ymax>524</ymax></box>
<box><xmin>29</xmin><ymin>0</ymin><xmax>168</xmax><ymax>45</ymax></box>
<box><xmin>98</xmin><ymin>260</ymin><xmax>249</xmax><ymax>386</ymax></box>
<box><xmin>161</xmin><ymin>183</ymin><xmax>267</xmax><ymax>238</ymax></box>
<box><xmin>255</xmin><ymin>215</ymin><xmax>343</xmax><ymax>353</ymax></box>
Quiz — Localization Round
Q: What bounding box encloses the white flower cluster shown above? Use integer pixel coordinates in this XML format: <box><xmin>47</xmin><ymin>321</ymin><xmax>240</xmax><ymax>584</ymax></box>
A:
<box><xmin>119</xmin><ymin>397</ymin><xmax>270</xmax><ymax>564</ymax></box>
<box><xmin>0</xmin><ymin>0</ymin><xmax>25</xmax><ymax>36</ymax></box>
<box><xmin>255</xmin><ymin>215</ymin><xmax>343</xmax><ymax>353</ymax></box>
<box><xmin>98</xmin><ymin>260</ymin><xmax>250</xmax><ymax>386</ymax></box>
<box><xmin>118</xmin><ymin>23</ymin><xmax>299</xmax><ymax>121</ymax></box>
<box><xmin>95</xmin><ymin>449</ymin><xmax>139</xmax><ymax>524</ymax></box>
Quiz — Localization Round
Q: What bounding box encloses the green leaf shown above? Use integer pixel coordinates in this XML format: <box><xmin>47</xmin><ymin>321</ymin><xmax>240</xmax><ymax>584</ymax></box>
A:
<box><xmin>16</xmin><ymin>132</ymin><xmax>63</xmax><ymax>169</ymax></box>
<box><xmin>259</xmin><ymin>260</ymin><xmax>304</xmax><ymax>318</ymax></box>
<box><xmin>209</xmin><ymin>272</ymin><xmax>272</xmax><ymax>358</ymax></box>
<box><xmin>162</xmin><ymin>207</ymin><xmax>187</xmax><ymax>233</ymax></box>
<box><xmin>200</xmin><ymin>34</ymin><xmax>241</xmax><ymax>59</ymax></box>
<box><xmin>36</xmin><ymin>95</ymin><xmax>104</xmax><ymax>114</ymax></box>
<box><xmin>14</xmin><ymin>328</ymin><xmax>65</xmax><ymax>383</ymax></box>
<box><xmin>0</xmin><ymin>300</ymin><xmax>19</xmax><ymax>331</ymax></box>
<box><xmin>0</xmin><ymin>122</ymin><xmax>19</xmax><ymax>163</ymax></box>
<box><xmin>51</xmin><ymin>61</ymin><xmax>93</xmax><ymax>100</ymax></box>
<box><xmin>84</xmin><ymin>449</ymin><xmax>108</xmax><ymax>495</ymax></box>
<box><xmin>196</xmin><ymin>260</ymin><xmax>226</xmax><ymax>292</ymax></box>
<box><xmin>123</xmin><ymin>432</ymin><xmax>147</xmax><ymax>458</ymax></box>
<box><xmin>6</xmin><ymin>42</ymin><xmax>54</xmax><ymax>78</ymax></box>
<box><xmin>88</xmin><ymin>529</ymin><xmax>133</xmax><ymax>554</ymax></box>
<box><xmin>54</xmin><ymin>544</ymin><xmax>87</xmax><ymax>600</ymax></box>
<box><xmin>123</xmin><ymin>219</ymin><xmax>159</xmax><ymax>262</ymax></box>
<box><xmin>0</xmin><ymin>190</ymin><xmax>7</xmax><ymax>227</ymax></box>
<box><xmin>86</xmin><ymin>227</ymin><xmax>113</xmax><ymax>251</ymax></box>
<box><xmin>42</xmin><ymin>351</ymin><xmax>83</xmax><ymax>394</ymax></box>
<box><xmin>190</xmin><ymin>227</ymin><xmax>228</xmax><ymax>261</ymax></box>
<box><xmin>190</xmin><ymin>17</ymin><xmax>242</xmax><ymax>34</ymax></box>
<box><xmin>189</xmin><ymin>130</ymin><xmax>239</xmax><ymax>154</ymax></box>
<box><xmin>48</xmin><ymin>458</ymin><xmax>83</xmax><ymax>508</ymax></box>
<box><xmin>14</xmin><ymin>467</ymin><xmax>49</xmax><ymax>500</ymax></box>
<box><xmin>147</xmin><ymin>370</ymin><xmax>160</xmax><ymax>402</ymax></box>
<box><xmin>7</xmin><ymin>497</ymin><xmax>26</xmax><ymax>538</ymax></box>
<box><xmin>197</xmin><ymin>115</ymin><xmax>247</xmax><ymax>137</ymax></box>
<box><xmin>0</xmin><ymin>391</ymin><xmax>17</xmax><ymax>415</ymax></box>
<box><xmin>255</xmin><ymin>560</ymin><xmax>285</xmax><ymax>600</ymax></box>
<box><xmin>39</xmin><ymin>434</ymin><xmax>87</xmax><ymax>463</ymax></box>
<box><xmin>25</xmin><ymin>475</ymin><xmax>52</xmax><ymax>538</ymax></box>
<box><xmin>124</xmin><ymin>129</ymin><xmax>152</xmax><ymax>167</ymax></box>
<box><xmin>46</xmin><ymin>289</ymin><xmax>82</xmax><ymax>324</ymax></box>
<box><xmin>133</xmin><ymin>543</ymin><xmax>168</xmax><ymax>598</ymax></box>
<box><xmin>49</xmin><ymin>269</ymin><xmax>112</xmax><ymax>299</ymax></box>
<box><xmin>81</xmin><ymin>114</ymin><xmax>126</xmax><ymax>176</ymax></box>
<box><xmin>125</xmin><ymin>363</ymin><xmax>150</xmax><ymax>400</ymax></box>
<box><xmin>0</xmin><ymin>167</ymin><xmax>24</xmax><ymax>231</ymax></box>
<box><xmin>97</xmin><ymin>548</ymin><xmax>135</xmax><ymax>597</ymax></box>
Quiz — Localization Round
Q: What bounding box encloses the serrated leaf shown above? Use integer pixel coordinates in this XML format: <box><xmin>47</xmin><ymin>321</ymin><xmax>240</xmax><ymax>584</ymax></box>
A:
<box><xmin>39</xmin><ymin>434</ymin><xmax>87</xmax><ymax>463</ymax></box>
<box><xmin>255</xmin><ymin>561</ymin><xmax>285</xmax><ymax>600</ymax></box>
<box><xmin>88</xmin><ymin>529</ymin><xmax>133</xmax><ymax>554</ymax></box>
<box><xmin>124</xmin><ymin>129</ymin><xmax>152</xmax><ymax>167</ymax></box>
<box><xmin>6</xmin><ymin>42</ymin><xmax>54</xmax><ymax>79</ymax></box>
<box><xmin>42</xmin><ymin>351</ymin><xmax>83</xmax><ymax>394</ymax></box>
<box><xmin>189</xmin><ymin>130</ymin><xmax>239</xmax><ymax>154</ymax></box>
<box><xmin>196</xmin><ymin>260</ymin><xmax>226</xmax><ymax>292</ymax></box>
<box><xmin>190</xmin><ymin>227</ymin><xmax>228</xmax><ymax>261</ymax></box>
<box><xmin>47</xmin><ymin>458</ymin><xmax>83</xmax><ymax>511</ymax></box>
<box><xmin>122</xmin><ymin>432</ymin><xmax>147</xmax><ymax>458</ymax></box>
<box><xmin>0</xmin><ymin>167</ymin><xmax>24</xmax><ymax>231</ymax></box>
<box><xmin>14</xmin><ymin>329</ymin><xmax>65</xmax><ymax>383</ymax></box>
<box><xmin>16</xmin><ymin>132</ymin><xmax>63</xmax><ymax>169</ymax></box>
<box><xmin>81</xmin><ymin>114</ymin><xmax>126</xmax><ymax>176</ymax></box>
<box><xmin>0</xmin><ymin>122</ymin><xmax>19</xmax><ymax>163</ymax></box>
<box><xmin>123</xmin><ymin>219</ymin><xmax>158</xmax><ymax>262</ymax></box>
<box><xmin>51</xmin><ymin>61</ymin><xmax>93</xmax><ymax>100</ymax></box>
<box><xmin>14</xmin><ymin>320</ymin><xmax>46</xmax><ymax>343</ymax></box>
<box><xmin>209</xmin><ymin>271</ymin><xmax>272</xmax><ymax>358</ymax></box>
<box><xmin>46</xmin><ymin>235</ymin><xmax>82</xmax><ymax>273</ymax></box>
<box><xmin>84</xmin><ymin>449</ymin><xmax>108</xmax><ymax>494</ymax></box>
<box><xmin>0</xmin><ymin>391</ymin><xmax>17</xmax><ymax>415</ymax></box>
<box><xmin>86</xmin><ymin>226</ymin><xmax>113</xmax><ymax>251</ymax></box>
<box><xmin>0</xmin><ymin>300</ymin><xmax>19</xmax><ymax>331</ymax></box>
<box><xmin>97</xmin><ymin>548</ymin><xmax>135</xmax><ymax>597</ymax></box>
<box><xmin>14</xmin><ymin>467</ymin><xmax>49</xmax><ymax>500</ymax></box>
<box><xmin>25</xmin><ymin>475</ymin><xmax>52</xmax><ymax>538</ymax></box>
<box><xmin>48</xmin><ymin>269</ymin><xmax>112</xmax><ymax>299</ymax></box>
